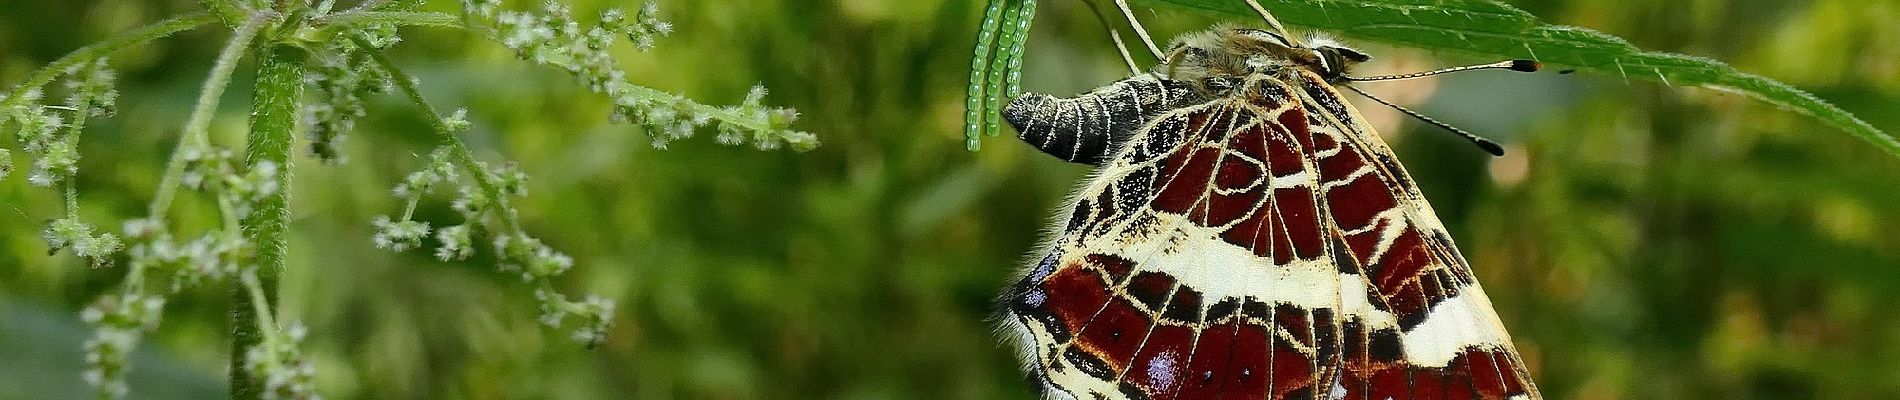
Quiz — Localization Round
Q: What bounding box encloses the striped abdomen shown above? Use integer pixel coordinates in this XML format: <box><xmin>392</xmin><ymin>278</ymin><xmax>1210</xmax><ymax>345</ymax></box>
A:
<box><xmin>1004</xmin><ymin>74</ymin><xmax>1201</xmax><ymax>165</ymax></box>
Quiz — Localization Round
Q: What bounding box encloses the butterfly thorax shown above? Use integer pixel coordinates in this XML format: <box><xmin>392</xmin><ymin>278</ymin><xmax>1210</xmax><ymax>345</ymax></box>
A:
<box><xmin>1163</xmin><ymin>26</ymin><xmax>1371</xmax><ymax>94</ymax></box>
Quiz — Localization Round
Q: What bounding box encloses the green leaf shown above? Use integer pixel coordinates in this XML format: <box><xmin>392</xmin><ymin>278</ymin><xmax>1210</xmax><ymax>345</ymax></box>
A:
<box><xmin>965</xmin><ymin>0</ymin><xmax>1038</xmax><ymax>152</ymax></box>
<box><xmin>1139</xmin><ymin>0</ymin><xmax>1899</xmax><ymax>157</ymax></box>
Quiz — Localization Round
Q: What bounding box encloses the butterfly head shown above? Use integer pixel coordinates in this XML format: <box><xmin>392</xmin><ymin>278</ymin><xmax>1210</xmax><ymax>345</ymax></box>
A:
<box><xmin>1163</xmin><ymin>25</ymin><xmax>1370</xmax><ymax>92</ymax></box>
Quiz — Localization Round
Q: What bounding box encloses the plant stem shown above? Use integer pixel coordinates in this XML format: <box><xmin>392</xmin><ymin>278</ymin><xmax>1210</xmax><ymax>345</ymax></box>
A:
<box><xmin>231</xmin><ymin>43</ymin><xmax>304</xmax><ymax>400</ymax></box>
<box><xmin>318</xmin><ymin>11</ymin><xmax>462</xmax><ymax>29</ymax></box>
<box><xmin>2</xmin><ymin>13</ymin><xmax>215</xmax><ymax>107</ymax></box>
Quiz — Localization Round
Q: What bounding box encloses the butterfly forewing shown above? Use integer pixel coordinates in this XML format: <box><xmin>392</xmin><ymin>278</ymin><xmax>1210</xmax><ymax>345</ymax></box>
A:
<box><xmin>1285</xmin><ymin>70</ymin><xmax>1536</xmax><ymax>399</ymax></box>
<box><xmin>1004</xmin><ymin>69</ymin><xmax>1538</xmax><ymax>399</ymax></box>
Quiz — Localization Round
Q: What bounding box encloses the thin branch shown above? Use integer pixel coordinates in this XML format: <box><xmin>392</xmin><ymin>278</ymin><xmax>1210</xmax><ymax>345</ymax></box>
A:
<box><xmin>355</xmin><ymin>36</ymin><xmax>526</xmax><ymax>235</ymax></box>
<box><xmin>1111</xmin><ymin>0</ymin><xmax>1163</xmax><ymax>59</ymax></box>
<box><xmin>147</xmin><ymin>12</ymin><xmax>273</xmax><ymax>219</ymax></box>
<box><xmin>59</xmin><ymin>95</ymin><xmax>96</xmax><ymax>220</ymax></box>
<box><xmin>239</xmin><ymin>270</ymin><xmax>278</xmax><ymax>341</ymax></box>
<box><xmin>3</xmin><ymin>13</ymin><xmax>216</xmax><ymax>107</ymax></box>
<box><xmin>1080</xmin><ymin>0</ymin><xmax>1142</xmax><ymax>75</ymax></box>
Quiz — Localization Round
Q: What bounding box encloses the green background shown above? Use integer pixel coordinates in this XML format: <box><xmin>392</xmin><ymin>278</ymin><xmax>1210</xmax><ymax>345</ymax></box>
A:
<box><xmin>3</xmin><ymin>0</ymin><xmax>1898</xmax><ymax>398</ymax></box>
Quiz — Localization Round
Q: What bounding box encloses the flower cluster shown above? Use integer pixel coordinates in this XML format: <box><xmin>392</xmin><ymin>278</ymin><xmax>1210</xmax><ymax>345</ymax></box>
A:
<box><xmin>603</xmin><ymin>1</ymin><xmax>671</xmax><ymax>51</ymax></box>
<box><xmin>3</xmin><ymin>89</ymin><xmax>68</xmax><ymax>187</ymax></box>
<box><xmin>464</xmin><ymin>0</ymin><xmax>816</xmax><ymax>151</ymax></box>
<box><xmin>42</xmin><ymin>217</ymin><xmax>123</xmax><ymax>267</ymax></box>
<box><xmin>303</xmin><ymin>37</ymin><xmax>392</xmax><ymax>163</ymax></box>
<box><xmin>3</xmin><ymin>59</ymin><xmax>116</xmax><ymax>187</ymax></box>
<box><xmin>535</xmin><ymin>288</ymin><xmax>615</xmax><ymax>346</ymax></box>
<box><xmin>79</xmin><ymin>292</ymin><xmax>165</xmax><ymax>399</ymax></box>
<box><xmin>65</xmin><ymin>59</ymin><xmax>120</xmax><ymax>118</ymax></box>
<box><xmin>373</xmin><ymin>147</ymin><xmax>613</xmax><ymax>347</ymax></box>
<box><xmin>75</xmin><ymin>146</ymin><xmax>281</xmax><ymax>398</ymax></box>
<box><xmin>180</xmin><ymin>146</ymin><xmax>283</xmax><ymax>218</ymax></box>
<box><xmin>370</xmin><ymin>215</ymin><xmax>430</xmax><ymax>251</ymax></box>
<box><xmin>242</xmin><ymin>321</ymin><xmax>320</xmax><ymax>400</ymax></box>
<box><xmin>4</xmin><ymin>60</ymin><xmax>123</xmax><ymax>266</ymax></box>
<box><xmin>124</xmin><ymin>216</ymin><xmax>251</xmax><ymax>292</ymax></box>
<box><xmin>711</xmin><ymin>85</ymin><xmax>810</xmax><ymax>151</ymax></box>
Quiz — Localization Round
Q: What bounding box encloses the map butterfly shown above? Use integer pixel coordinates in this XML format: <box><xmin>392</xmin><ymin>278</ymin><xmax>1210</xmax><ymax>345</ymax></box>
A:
<box><xmin>998</xmin><ymin>4</ymin><xmax>1542</xmax><ymax>399</ymax></box>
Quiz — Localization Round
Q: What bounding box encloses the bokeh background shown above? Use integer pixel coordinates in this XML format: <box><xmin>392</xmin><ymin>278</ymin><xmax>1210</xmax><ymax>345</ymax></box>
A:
<box><xmin>4</xmin><ymin>0</ymin><xmax>1899</xmax><ymax>399</ymax></box>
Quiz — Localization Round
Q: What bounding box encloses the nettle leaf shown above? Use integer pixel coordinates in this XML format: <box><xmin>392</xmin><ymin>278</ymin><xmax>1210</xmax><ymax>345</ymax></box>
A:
<box><xmin>1140</xmin><ymin>0</ymin><xmax>1899</xmax><ymax>156</ymax></box>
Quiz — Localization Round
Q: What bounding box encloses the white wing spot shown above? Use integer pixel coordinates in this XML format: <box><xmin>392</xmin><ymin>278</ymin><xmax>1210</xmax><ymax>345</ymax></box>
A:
<box><xmin>1148</xmin><ymin>350</ymin><xmax>1180</xmax><ymax>389</ymax></box>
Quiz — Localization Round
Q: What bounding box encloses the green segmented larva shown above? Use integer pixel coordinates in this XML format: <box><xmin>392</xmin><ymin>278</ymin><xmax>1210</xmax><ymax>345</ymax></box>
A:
<box><xmin>964</xmin><ymin>0</ymin><xmax>1009</xmax><ymax>151</ymax></box>
<box><xmin>982</xmin><ymin>0</ymin><xmax>1026</xmax><ymax>141</ymax></box>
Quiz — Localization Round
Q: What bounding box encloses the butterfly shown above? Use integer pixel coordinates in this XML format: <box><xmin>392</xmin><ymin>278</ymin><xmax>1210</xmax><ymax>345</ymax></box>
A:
<box><xmin>997</xmin><ymin>8</ymin><xmax>1542</xmax><ymax>400</ymax></box>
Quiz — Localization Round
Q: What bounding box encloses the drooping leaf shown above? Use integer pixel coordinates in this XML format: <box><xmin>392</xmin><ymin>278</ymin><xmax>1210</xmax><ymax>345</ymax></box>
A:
<box><xmin>966</xmin><ymin>0</ymin><xmax>1040</xmax><ymax>151</ymax></box>
<box><xmin>1139</xmin><ymin>0</ymin><xmax>1899</xmax><ymax>157</ymax></box>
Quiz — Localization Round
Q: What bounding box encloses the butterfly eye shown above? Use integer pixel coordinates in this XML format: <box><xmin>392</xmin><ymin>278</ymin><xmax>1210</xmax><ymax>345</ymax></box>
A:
<box><xmin>1185</xmin><ymin>47</ymin><xmax>1210</xmax><ymax>60</ymax></box>
<box><xmin>1330</xmin><ymin>46</ymin><xmax>1372</xmax><ymax>62</ymax></box>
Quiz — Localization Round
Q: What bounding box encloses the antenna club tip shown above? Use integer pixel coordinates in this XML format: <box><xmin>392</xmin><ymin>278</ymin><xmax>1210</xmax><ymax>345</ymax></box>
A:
<box><xmin>1510</xmin><ymin>59</ymin><xmax>1542</xmax><ymax>72</ymax></box>
<box><xmin>1478</xmin><ymin>141</ymin><xmax>1506</xmax><ymax>156</ymax></box>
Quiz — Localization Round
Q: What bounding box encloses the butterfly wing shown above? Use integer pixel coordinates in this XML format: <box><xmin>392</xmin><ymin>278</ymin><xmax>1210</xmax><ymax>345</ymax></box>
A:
<box><xmin>1003</xmin><ymin>70</ymin><xmax>1540</xmax><ymax>400</ymax></box>
<box><xmin>1283</xmin><ymin>70</ymin><xmax>1541</xmax><ymax>400</ymax></box>
<box><xmin>1004</xmin><ymin>75</ymin><xmax>1349</xmax><ymax>399</ymax></box>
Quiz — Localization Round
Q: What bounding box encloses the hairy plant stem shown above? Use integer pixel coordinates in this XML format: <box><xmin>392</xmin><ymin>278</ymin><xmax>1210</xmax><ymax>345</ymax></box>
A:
<box><xmin>231</xmin><ymin>43</ymin><xmax>304</xmax><ymax>400</ymax></box>
<box><xmin>319</xmin><ymin>10</ymin><xmax>462</xmax><ymax>29</ymax></box>
<box><xmin>356</xmin><ymin>36</ymin><xmax>527</xmax><ymax>235</ymax></box>
<box><xmin>61</xmin><ymin>95</ymin><xmax>95</xmax><ymax>220</ymax></box>
<box><xmin>199</xmin><ymin>0</ymin><xmax>250</xmax><ymax>29</ymax></box>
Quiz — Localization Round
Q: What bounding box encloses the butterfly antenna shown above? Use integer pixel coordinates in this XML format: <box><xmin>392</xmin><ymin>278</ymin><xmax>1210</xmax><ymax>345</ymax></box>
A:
<box><xmin>1080</xmin><ymin>0</ymin><xmax>1144</xmax><ymax>74</ymax></box>
<box><xmin>1112</xmin><ymin>0</ymin><xmax>1166</xmax><ymax>60</ymax></box>
<box><xmin>1343</xmin><ymin>85</ymin><xmax>1506</xmax><ymax>156</ymax></box>
<box><xmin>1243</xmin><ymin>0</ymin><xmax>1301</xmax><ymax>47</ymax></box>
<box><xmin>1346</xmin><ymin>59</ymin><xmax>1542</xmax><ymax>82</ymax></box>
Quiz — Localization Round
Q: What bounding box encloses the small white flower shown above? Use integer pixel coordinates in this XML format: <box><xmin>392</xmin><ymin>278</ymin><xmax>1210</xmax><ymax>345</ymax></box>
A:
<box><xmin>371</xmin><ymin>215</ymin><xmax>430</xmax><ymax>251</ymax></box>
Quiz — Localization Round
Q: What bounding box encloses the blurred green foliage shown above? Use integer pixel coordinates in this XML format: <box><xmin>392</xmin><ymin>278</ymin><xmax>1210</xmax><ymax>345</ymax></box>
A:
<box><xmin>3</xmin><ymin>0</ymin><xmax>1898</xmax><ymax>399</ymax></box>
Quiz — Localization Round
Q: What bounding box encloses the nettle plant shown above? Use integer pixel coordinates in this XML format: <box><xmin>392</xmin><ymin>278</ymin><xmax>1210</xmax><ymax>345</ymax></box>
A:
<box><xmin>1</xmin><ymin>0</ymin><xmax>814</xmax><ymax>398</ymax></box>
